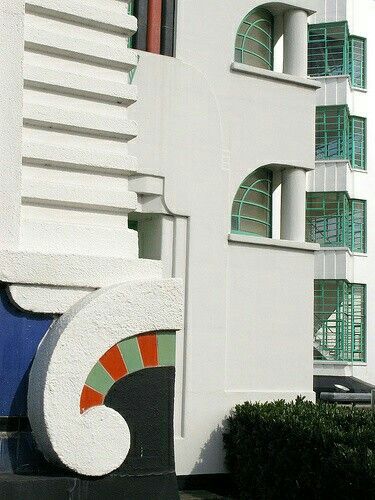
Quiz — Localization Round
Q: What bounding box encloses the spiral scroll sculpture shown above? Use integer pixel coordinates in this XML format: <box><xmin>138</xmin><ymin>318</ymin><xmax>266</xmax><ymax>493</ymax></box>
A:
<box><xmin>28</xmin><ymin>279</ymin><xmax>183</xmax><ymax>476</ymax></box>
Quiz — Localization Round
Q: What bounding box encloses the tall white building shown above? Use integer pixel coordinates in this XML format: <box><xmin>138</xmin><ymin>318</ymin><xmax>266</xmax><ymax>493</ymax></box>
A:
<box><xmin>0</xmin><ymin>0</ymin><xmax>373</xmax><ymax>492</ymax></box>
<box><xmin>308</xmin><ymin>0</ymin><xmax>374</xmax><ymax>388</ymax></box>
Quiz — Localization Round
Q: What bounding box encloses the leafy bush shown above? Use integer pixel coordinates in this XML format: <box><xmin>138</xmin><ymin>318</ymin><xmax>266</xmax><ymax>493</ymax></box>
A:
<box><xmin>223</xmin><ymin>397</ymin><xmax>375</xmax><ymax>499</ymax></box>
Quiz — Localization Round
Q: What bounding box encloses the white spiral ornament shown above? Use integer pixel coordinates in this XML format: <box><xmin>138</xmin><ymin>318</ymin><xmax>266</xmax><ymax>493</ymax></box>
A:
<box><xmin>28</xmin><ymin>279</ymin><xmax>183</xmax><ymax>476</ymax></box>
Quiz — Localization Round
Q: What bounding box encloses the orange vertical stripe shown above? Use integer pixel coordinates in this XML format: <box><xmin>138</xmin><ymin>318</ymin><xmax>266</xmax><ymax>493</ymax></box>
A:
<box><xmin>100</xmin><ymin>345</ymin><xmax>127</xmax><ymax>381</ymax></box>
<box><xmin>147</xmin><ymin>0</ymin><xmax>162</xmax><ymax>54</ymax></box>
<box><xmin>138</xmin><ymin>333</ymin><xmax>158</xmax><ymax>367</ymax></box>
<box><xmin>80</xmin><ymin>385</ymin><xmax>104</xmax><ymax>413</ymax></box>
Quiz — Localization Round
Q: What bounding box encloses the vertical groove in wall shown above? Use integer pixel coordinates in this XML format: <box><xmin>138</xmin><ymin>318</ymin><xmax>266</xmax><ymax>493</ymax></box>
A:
<box><xmin>171</xmin><ymin>216</ymin><xmax>188</xmax><ymax>437</ymax></box>
<box><xmin>147</xmin><ymin>0</ymin><xmax>162</xmax><ymax>54</ymax></box>
<box><xmin>133</xmin><ymin>0</ymin><xmax>148</xmax><ymax>51</ymax></box>
<box><xmin>179</xmin><ymin>217</ymin><xmax>190</xmax><ymax>438</ymax></box>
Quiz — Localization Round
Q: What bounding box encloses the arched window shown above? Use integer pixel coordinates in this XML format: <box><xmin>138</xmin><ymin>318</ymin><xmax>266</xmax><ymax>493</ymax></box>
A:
<box><xmin>231</xmin><ymin>168</ymin><xmax>273</xmax><ymax>237</ymax></box>
<box><xmin>235</xmin><ymin>8</ymin><xmax>274</xmax><ymax>70</ymax></box>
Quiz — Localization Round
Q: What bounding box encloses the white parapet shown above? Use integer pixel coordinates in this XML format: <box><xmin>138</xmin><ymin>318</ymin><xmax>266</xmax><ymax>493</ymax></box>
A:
<box><xmin>21</xmin><ymin>0</ymin><xmax>139</xmax><ymax>260</ymax></box>
<box><xmin>0</xmin><ymin>0</ymin><xmax>151</xmax><ymax>313</ymax></box>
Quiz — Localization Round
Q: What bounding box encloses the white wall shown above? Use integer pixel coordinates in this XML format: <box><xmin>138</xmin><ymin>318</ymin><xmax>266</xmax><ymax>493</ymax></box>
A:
<box><xmin>227</xmin><ymin>242</ymin><xmax>314</xmax><ymax>393</ymax></box>
<box><xmin>129</xmin><ymin>12</ymin><xmax>318</xmax><ymax>470</ymax></box>
<box><xmin>0</xmin><ymin>0</ymin><xmax>321</xmax><ymax>477</ymax></box>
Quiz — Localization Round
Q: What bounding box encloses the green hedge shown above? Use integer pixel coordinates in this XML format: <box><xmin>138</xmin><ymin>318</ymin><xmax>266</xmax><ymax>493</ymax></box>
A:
<box><xmin>223</xmin><ymin>397</ymin><xmax>375</xmax><ymax>499</ymax></box>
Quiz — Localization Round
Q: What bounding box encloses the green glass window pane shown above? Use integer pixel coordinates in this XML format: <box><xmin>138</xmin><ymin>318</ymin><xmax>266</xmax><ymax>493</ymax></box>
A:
<box><xmin>349</xmin><ymin>36</ymin><xmax>366</xmax><ymax>89</ymax></box>
<box><xmin>232</xmin><ymin>201</ymin><xmax>240</xmax><ymax>215</ymax></box>
<box><xmin>244</xmin><ymin>189</ymin><xmax>269</xmax><ymax>206</ymax></box>
<box><xmin>349</xmin><ymin>116</ymin><xmax>366</xmax><ymax>170</ymax></box>
<box><xmin>350</xmin><ymin>199</ymin><xmax>366</xmax><ymax>253</ymax></box>
<box><xmin>231</xmin><ymin>216</ymin><xmax>239</xmax><ymax>232</ymax></box>
<box><xmin>234</xmin><ymin>187</ymin><xmax>246</xmax><ymax>200</ymax></box>
<box><xmin>314</xmin><ymin>280</ymin><xmax>366</xmax><ymax>362</ymax></box>
<box><xmin>234</xmin><ymin>49</ymin><xmax>242</xmax><ymax>61</ymax></box>
<box><xmin>306</xmin><ymin>192</ymin><xmax>366</xmax><ymax>252</ymax></box>
<box><xmin>253</xmin><ymin>179</ymin><xmax>270</xmax><ymax>193</ymax></box>
<box><xmin>308</xmin><ymin>23</ymin><xmax>367</xmax><ymax>89</ymax></box>
<box><xmin>231</xmin><ymin>168</ymin><xmax>272</xmax><ymax>238</ymax></box>
<box><xmin>240</xmin><ymin>203</ymin><xmax>269</xmax><ymax>221</ymax></box>
<box><xmin>235</xmin><ymin>8</ymin><xmax>273</xmax><ymax>70</ymax></box>
<box><xmin>235</xmin><ymin>35</ymin><xmax>243</xmax><ymax>47</ymax></box>
<box><xmin>315</xmin><ymin>106</ymin><xmax>350</xmax><ymax>161</ymax></box>
<box><xmin>308</xmin><ymin>22</ymin><xmax>348</xmax><ymax>77</ymax></box>
<box><xmin>239</xmin><ymin>219</ymin><xmax>269</xmax><ymax>237</ymax></box>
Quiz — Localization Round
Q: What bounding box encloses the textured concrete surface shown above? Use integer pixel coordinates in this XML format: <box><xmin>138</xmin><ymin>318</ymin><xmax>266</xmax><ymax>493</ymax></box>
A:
<box><xmin>28</xmin><ymin>279</ymin><xmax>183</xmax><ymax>476</ymax></box>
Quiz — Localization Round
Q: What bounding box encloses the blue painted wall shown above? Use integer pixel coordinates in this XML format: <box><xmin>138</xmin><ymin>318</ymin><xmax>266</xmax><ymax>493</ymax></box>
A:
<box><xmin>0</xmin><ymin>287</ymin><xmax>53</xmax><ymax>416</ymax></box>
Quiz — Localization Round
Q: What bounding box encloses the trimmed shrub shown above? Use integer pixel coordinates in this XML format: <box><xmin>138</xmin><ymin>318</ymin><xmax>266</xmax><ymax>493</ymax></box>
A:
<box><xmin>223</xmin><ymin>397</ymin><xmax>375</xmax><ymax>499</ymax></box>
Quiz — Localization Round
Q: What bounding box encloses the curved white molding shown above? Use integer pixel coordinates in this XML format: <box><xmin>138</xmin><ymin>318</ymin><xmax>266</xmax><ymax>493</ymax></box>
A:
<box><xmin>28</xmin><ymin>278</ymin><xmax>183</xmax><ymax>476</ymax></box>
<box><xmin>8</xmin><ymin>284</ymin><xmax>93</xmax><ymax>314</ymax></box>
<box><xmin>0</xmin><ymin>250</ymin><xmax>161</xmax><ymax>288</ymax></box>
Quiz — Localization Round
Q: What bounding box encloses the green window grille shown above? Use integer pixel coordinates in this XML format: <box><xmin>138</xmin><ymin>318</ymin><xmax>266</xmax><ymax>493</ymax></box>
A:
<box><xmin>235</xmin><ymin>8</ymin><xmax>274</xmax><ymax>70</ymax></box>
<box><xmin>351</xmin><ymin>199</ymin><xmax>366</xmax><ymax>253</ymax></box>
<box><xmin>306</xmin><ymin>192</ymin><xmax>366</xmax><ymax>253</ymax></box>
<box><xmin>308</xmin><ymin>22</ymin><xmax>366</xmax><ymax>89</ymax></box>
<box><xmin>349</xmin><ymin>36</ymin><xmax>366</xmax><ymax>88</ymax></box>
<box><xmin>314</xmin><ymin>280</ymin><xmax>366</xmax><ymax>362</ymax></box>
<box><xmin>231</xmin><ymin>168</ymin><xmax>272</xmax><ymax>238</ymax></box>
<box><xmin>315</xmin><ymin>106</ymin><xmax>366</xmax><ymax>170</ymax></box>
<box><xmin>308</xmin><ymin>22</ymin><xmax>348</xmax><ymax>77</ymax></box>
<box><xmin>350</xmin><ymin>116</ymin><xmax>366</xmax><ymax>170</ymax></box>
<box><xmin>316</xmin><ymin>106</ymin><xmax>349</xmax><ymax>161</ymax></box>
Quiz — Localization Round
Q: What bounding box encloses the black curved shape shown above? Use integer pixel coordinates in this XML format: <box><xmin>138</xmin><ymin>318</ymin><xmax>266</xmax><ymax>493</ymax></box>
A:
<box><xmin>99</xmin><ymin>366</ymin><xmax>179</xmax><ymax>499</ymax></box>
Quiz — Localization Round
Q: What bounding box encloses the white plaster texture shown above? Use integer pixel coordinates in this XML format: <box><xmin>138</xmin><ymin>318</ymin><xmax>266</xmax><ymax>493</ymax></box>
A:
<box><xmin>28</xmin><ymin>279</ymin><xmax>183</xmax><ymax>476</ymax></box>
<box><xmin>0</xmin><ymin>250</ymin><xmax>161</xmax><ymax>288</ymax></box>
<box><xmin>13</xmin><ymin>0</ymin><xmax>140</xmax><ymax>268</ymax></box>
<box><xmin>9</xmin><ymin>284</ymin><xmax>93</xmax><ymax>314</ymax></box>
<box><xmin>128</xmin><ymin>4</ymin><xmax>319</xmax><ymax>471</ymax></box>
<box><xmin>0</xmin><ymin>0</ymin><xmax>24</xmax><ymax>249</ymax></box>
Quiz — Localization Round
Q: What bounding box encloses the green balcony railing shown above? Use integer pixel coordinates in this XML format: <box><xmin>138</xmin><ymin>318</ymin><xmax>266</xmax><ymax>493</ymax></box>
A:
<box><xmin>316</xmin><ymin>106</ymin><xmax>366</xmax><ymax>170</ymax></box>
<box><xmin>308</xmin><ymin>22</ymin><xmax>366</xmax><ymax>89</ymax></box>
<box><xmin>314</xmin><ymin>280</ymin><xmax>366</xmax><ymax>362</ymax></box>
<box><xmin>306</xmin><ymin>192</ymin><xmax>366</xmax><ymax>253</ymax></box>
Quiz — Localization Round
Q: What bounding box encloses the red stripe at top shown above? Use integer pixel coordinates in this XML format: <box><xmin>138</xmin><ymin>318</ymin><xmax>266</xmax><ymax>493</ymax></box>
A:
<box><xmin>138</xmin><ymin>333</ymin><xmax>158</xmax><ymax>367</ymax></box>
<box><xmin>100</xmin><ymin>344</ymin><xmax>127</xmax><ymax>381</ymax></box>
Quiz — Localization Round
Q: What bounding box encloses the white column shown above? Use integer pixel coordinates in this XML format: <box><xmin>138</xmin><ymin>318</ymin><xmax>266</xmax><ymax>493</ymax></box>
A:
<box><xmin>0</xmin><ymin>1</ymin><xmax>24</xmax><ymax>249</ymax></box>
<box><xmin>281</xmin><ymin>168</ymin><xmax>306</xmax><ymax>242</ymax></box>
<box><xmin>283</xmin><ymin>8</ymin><xmax>308</xmax><ymax>77</ymax></box>
<box><xmin>282</xmin><ymin>9</ymin><xmax>308</xmax><ymax>241</ymax></box>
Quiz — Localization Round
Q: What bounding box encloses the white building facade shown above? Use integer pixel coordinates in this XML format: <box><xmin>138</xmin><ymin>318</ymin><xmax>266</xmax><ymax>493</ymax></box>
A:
<box><xmin>0</xmin><ymin>0</ymin><xmax>373</xmax><ymax>486</ymax></box>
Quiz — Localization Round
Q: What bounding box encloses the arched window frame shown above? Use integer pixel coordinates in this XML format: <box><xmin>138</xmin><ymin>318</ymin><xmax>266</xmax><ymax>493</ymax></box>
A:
<box><xmin>231</xmin><ymin>169</ymin><xmax>273</xmax><ymax>238</ymax></box>
<box><xmin>235</xmin><ymin>8</ymin><xmax>274</xmax><ymax>71</ymax></box>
